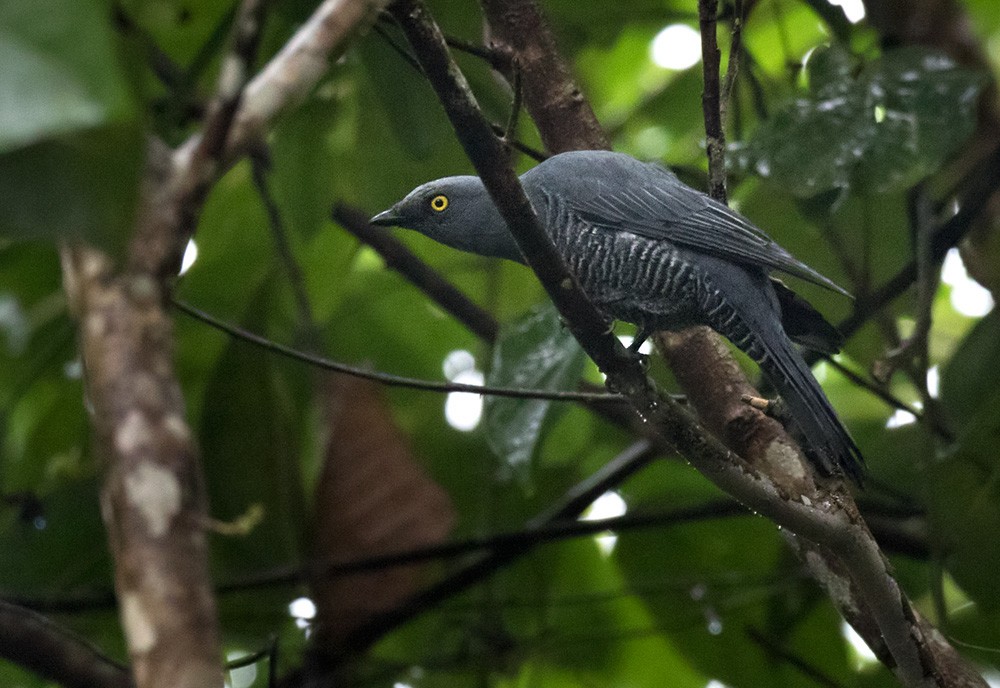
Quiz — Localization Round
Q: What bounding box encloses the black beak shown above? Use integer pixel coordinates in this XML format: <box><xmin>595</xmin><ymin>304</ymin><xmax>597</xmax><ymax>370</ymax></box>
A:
<box><xmin>369</xmin><ymin>207</ymin><xmax>401</xmax><ymax>226</ymax></box>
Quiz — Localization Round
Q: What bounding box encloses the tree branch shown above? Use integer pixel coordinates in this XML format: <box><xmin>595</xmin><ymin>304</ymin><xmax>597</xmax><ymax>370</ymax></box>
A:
<box><xmin>331</xmin><ymin>203</ymin><xmax>501</xmax><ymax>342</ymax></box>
<box><xmin>172</xmin><ymin>299</ymin><xmax>625</xmax><ymax>404</ymax></box>
<box><xmin>382</xmin><ymin>1</ymin><xmax>984</xmax><ymax>686</ymax></box>
<box><xmin>62</xmin><ymin>239</ymin><xmax>223</xmax><ymax>688</ymax></box>
<box><xmin>220</xmin><ymin>0</ymin><xmax>393</xmax><ymax>163</ymax></box>
<box><xmin>329</xmin><ymin>439</ymin><xmax>660</xmax><ymax>659</ymax></box>
<box><xmin>0</xmin><ymin>600</ymin><xmax>132</xmax><ymax>688</ymax></box>
<box><xmin>699</xmin><ymin>0</ymin><xmax>728</xmax><ymax>202</ymax></box>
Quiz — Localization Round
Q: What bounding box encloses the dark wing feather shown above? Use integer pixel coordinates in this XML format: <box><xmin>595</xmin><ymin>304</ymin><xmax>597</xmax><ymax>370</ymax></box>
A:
<box><xmin>770</xmin><ymin>278</ymin><xmax>843</xmax><ymax>353</ymax></box>
<box><xmin>568</xmin><ymin>166</ymin><xmax>851</xmax><ymax>297</ymax></box>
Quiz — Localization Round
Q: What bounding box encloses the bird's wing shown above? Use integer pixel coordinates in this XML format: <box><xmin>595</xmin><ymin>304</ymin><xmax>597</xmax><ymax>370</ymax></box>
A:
<box><xmin>567</xmin><ymin>169</ymin><xmax>851</xmax><ymax>297</ymax></box>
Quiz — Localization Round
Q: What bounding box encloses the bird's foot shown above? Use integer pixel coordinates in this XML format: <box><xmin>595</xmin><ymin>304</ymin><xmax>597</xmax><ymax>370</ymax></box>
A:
<box><xmin>741</xmin><ymin>394</ymin><xmax>792</xmax><ymax>424</ymax></box>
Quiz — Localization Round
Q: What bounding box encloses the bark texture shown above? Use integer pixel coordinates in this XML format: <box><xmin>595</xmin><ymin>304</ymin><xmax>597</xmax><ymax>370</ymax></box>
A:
<box><xmin>63</xmin><ymin>245</ymin><xmax>222</xmax><ymax>688</ymax></box>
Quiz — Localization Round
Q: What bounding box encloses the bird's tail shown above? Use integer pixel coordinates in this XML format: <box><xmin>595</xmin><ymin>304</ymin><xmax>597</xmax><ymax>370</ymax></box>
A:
<box><xmin>752</xmin><ymin>326</ymin><xmax>865</xmax><ymax>482</ymax></box>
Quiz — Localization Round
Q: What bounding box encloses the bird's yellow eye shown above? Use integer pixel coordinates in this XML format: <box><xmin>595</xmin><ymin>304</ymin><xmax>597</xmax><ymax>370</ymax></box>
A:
<box><xmin>430</xmin><ymin>194</ymin><xmax>449</xmax><ymax>212</ymax></box>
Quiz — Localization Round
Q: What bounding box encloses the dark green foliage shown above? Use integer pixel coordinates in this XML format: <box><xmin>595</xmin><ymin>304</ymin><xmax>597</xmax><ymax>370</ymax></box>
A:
<box><xmin>738</xmin><ymin>45</ymin><xmax>986</xmax><ymax>198</ymax></box>
<box><xmin>484</xmin><ymin>304</ymin><xmax>587</xmax><ymax>479</ymax></box>
<box><xmin>1</xmin><ymin>0</ymin><xmax>999</xmax><ymax>686</ymax></box>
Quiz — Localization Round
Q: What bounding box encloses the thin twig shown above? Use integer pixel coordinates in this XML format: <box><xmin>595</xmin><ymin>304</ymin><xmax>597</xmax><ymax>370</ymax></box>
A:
<box><xmin>719</xmin><ymin>0</ymin><xmax>743</xmax><ymax>126</ymax></box>
<box><xmin>832</xmin><ymin>144</ymin><xmax>1000</xmax><ymax>345</ymax></box>
<box><xmin>821</xmin><ymin>356</ymin><xmax>925</xmax><ymax>420</ymax></box>
<box><xmin>0</xmin><ymin>600</ymin><xmax>132</xmax><ymax>688</ymax></box>
<box><xmin>371</xmin><ymin>20</ymin><xmax>546</xmax><ymax>161</ymax></box>
<box><xmin>698</xmin><ymin>0</ymin><xmax>727</xmax><ymax>202</ymax></box>
<box><xmin>249</xmin><ymin>148</ymin><xmax>321</xmax><ymax>346</ymax></box>
<box><xmin>220</xmin><ymin>497</ymin><xmax>741</xmax><ymax>593</ymax></box>
<box><xmin>332</xmin><ymin>439</ymin><xmax>660</xmax><ymax>657</ymax></box>
<box><xmin>747</xmin><ymin>627</ymin><xmax>847</xmax><ymax>688</ymax></box>
<box><xmin>173</xmin><ymin>299</ymin><xmax>626</xmax><ymax>404</ymax></box>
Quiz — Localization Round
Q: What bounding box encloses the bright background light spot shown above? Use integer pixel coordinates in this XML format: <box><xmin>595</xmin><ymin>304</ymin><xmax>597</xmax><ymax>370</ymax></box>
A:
<box><xmin>289</xmin><ymin>596</ymin><xmax>316</xmax><ymax>631</ymax></box>
<box><xmin>705</xmin><ymin>680</ymin><xmax>731</xmax><ymax>688</ymax></box>
<box><xmin>942</xmin><ymin>248</ymin><xmax>995</xmax><ymax>317</ymax></box>
<box><xmin>63</xmin><ymin>359</ymin><xmax>83</xmax><ymax>380</ymax></box>
<box><xmin>617</xmin><ymin>334</ymin><xmax>654</xmax><ymax>355</ymax></box>
<box><xmin>828</xmin><ymin>0</ymin><xmax>865</xmax><ymax>23</ymax></box>
<box><xmin>289</xmin><ymin>597</ymin><xmax>316</xmax><ymax>620</ymax></box>
<box><xmin>813</xmin><ymin>359</ymin><xmax>830</xmax><ymax>384</ymax></box>
<box><xmin>651</xmin><ymin>24</ymin><xmax>702</xmax><ymax>70</ymax></box>
<box><xmin>442</xmin><ymin>349</ymin><xmax>476</xmax><ymax>380</ymax></box>
<box><xmin>225</xmin><ymin>649</ymin><xmax>258</xmax><ymax>688</ymax></box>
<box><xmin>927</xmin><ymin>365</ymin><xmax>940</xmax><ymax>398</ymax></box>
<box><xmin>581</xmin><ymin>491</ymin><xmax>627</xmax><ymax>555</ymax></box>
<box><xmin>0</xmin><ymin>295</ymin><xmax>28</xmax><ymax>355</ymax></box>
<box><xmin>179</xmin><ymin>239</ymin><xmax>198</xmax><ymax>276</ymax></box>
<box><xmin>886</xmin><ymin>408</ymin><xmax>917</xmax><ymax>429</ymax></box>
<box><xmin>442</xmin><ymin>350</ymin><xmax>484</xmax><ymax>432</ymax></box>
<box><xmin>984</xmin><ymin>670</ymin><xmax>1000</xmax><ymax>688</ymax></box>
<box><xmin>445</xmin><ymin>369</ymin><xmax>484</xmax><ymax>431</ymax></box>
<box><xmin>842</xmin><ymin>620</ymin><xmax>879</xmax><ymax>668</ymax></box>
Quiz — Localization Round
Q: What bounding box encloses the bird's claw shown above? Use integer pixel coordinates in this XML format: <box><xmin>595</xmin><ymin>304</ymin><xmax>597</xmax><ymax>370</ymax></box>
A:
<box><xmin>741</xmin><ymin>394</ymin><xmax>791</xmax><ymax>424</ymax></box>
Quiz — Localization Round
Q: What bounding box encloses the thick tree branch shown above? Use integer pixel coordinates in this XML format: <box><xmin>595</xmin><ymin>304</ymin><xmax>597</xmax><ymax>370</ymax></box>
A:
<box><xmin>62</xmin><ymin>239</ymin><xmax>223</xmax><ymax>688</ymax></box>
<box><xmin>0</xmin><ymin>600</ymin><xmax>132</xmax><ymax>688</ymax></box>
<box><xmin>384</xmin><ymin>1</ymin><xmax>984</xmax><ymax>686</ymax></box>
<box><xmin>222</xmin><ymin>0</ymin><xmax>392</xmax><ymax>163</ymax></box>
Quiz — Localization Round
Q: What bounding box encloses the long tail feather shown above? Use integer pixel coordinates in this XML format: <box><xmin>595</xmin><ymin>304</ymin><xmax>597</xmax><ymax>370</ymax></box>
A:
<box><xmin>756</xmin><ymin>331</ymin><xmax>865</xmax><ymax>482</ymax></box>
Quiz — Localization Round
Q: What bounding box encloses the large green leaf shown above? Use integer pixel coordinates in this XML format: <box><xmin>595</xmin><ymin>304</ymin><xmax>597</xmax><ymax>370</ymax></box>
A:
<box><xmin>0</xmin><ymin>0</ymin><xmax>134</xmax><ymax>153</ymax></box>
<box><xmin>0</xmin><ymin>0</ymin><xmax>142</xmax><ymax>248</ymax></box>
<box><xmin>941</xmin><ymin>309</ymin><xmax>1000</xmax><ymax>433</ymax></box>
<box><xmin>199</xmin><ymin>284</ymin><xmax>309</xmax><ymax>576</ymax></box>
<box><xmin>740</xmin><ymin>45</ymin><xmax>986</xmax><ymax>197</ymax></box>
<box><xmin>925</xmin><ymin>423</ymin><xmax>1000</xmax><ymax>610</ymax></box>
<box><xmin>483</xmin><ymin>304</ymin><xmax>587</xmax><ymax>478</ymax></box>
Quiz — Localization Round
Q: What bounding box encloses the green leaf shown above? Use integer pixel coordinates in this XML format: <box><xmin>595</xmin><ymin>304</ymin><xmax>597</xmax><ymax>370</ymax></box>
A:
<box><xmin>358</xmin><ymin>33</ymin><xmax>440</xmax><ymax>161</ymax></box>
<box><xmin>0</xmin><ymin>0</ymin><xmax>142</xmax><ymax>247</ymax></box>
<box><xmin>199</xmin><ymin>285</ymin><xmax>309</xmax><ymax>575</ymax></box>
<box><xmin>925</xmin><ymin>432</ymin><xmax>1000</xmax><ymax>609</ymax></box>
<box><xmin>0</xmin><ymin>125</ymin><xmax>143</xmax><ymax>248</ymax></box>
<box><xmin>0</xmin><ymin>0</ymin><xmax>134</xmax><ymax>152</ymax></box>
<box><xmin>742</xmin><ymin>45</ymin><xmax>986</xmax><ymax>197</ymax></box>
<box><xmin>484</xmin><ymin>304</ymin><xmax>587</xmax><ymax>479</ymax></box>
<box><xmin>927</xmin><ymin>312</ymin><xmax>1000</xmax><ymax>608</ymax></box>
<box><xmin>941</xmin><ymin>309</ymin><xmax>1000</xmax><ymax>432</ymax></box>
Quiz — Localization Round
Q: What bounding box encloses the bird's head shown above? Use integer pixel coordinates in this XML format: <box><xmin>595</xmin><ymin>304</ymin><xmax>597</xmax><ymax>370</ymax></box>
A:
<box><xmin>370</xmin><ymin>176</ymin><xmax>522</xmax><ymax>261</ymax></box>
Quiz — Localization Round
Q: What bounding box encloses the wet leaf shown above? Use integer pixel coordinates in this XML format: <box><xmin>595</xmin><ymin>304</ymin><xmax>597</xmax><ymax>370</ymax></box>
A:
<box><xmin>483</xmin><ymin>304</ymin><xmax>587</xmax><ymax>479</ymax></box>
<box><xmin>741</xmin><ymin>46</ymin><xmax>986</xmax><ymax>197</ymax></box>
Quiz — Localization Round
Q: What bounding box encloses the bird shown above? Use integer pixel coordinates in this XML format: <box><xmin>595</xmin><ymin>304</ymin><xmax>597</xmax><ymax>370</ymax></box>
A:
<box><xmin>370</xmin><ymin>150</ymin><xmax>863</xmax><ymax>482</ymax></box>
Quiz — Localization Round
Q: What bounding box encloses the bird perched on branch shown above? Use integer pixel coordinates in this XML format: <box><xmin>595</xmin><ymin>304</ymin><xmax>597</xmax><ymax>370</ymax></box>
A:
<box><xmin>371</xmin><ymin>150</ymin><xmax>863</xmax><ymax>482</ymax></box>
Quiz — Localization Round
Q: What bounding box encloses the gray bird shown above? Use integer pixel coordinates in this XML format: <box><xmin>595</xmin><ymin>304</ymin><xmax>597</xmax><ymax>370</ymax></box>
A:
<box><xmin>371</xmin><ymin>150</ymin><xmax>863</xmax><ymax>481</ymax></box>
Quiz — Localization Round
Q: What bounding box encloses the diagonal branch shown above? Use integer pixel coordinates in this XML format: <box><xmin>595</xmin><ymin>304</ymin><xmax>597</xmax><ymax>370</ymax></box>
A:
<box><xmin>0</xmin><ymin>600</ymin><xmax>132</xmax><ymax>688</ymax></box>
<box><xmin>386</xmin><ymin>2</ymin><xmax>985</xmax><ymax>686</ymax></box>
<box><xmin>330</xmin><ymin>439</ymin><xmax>660</xmax><ymax>659</ymax></box>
